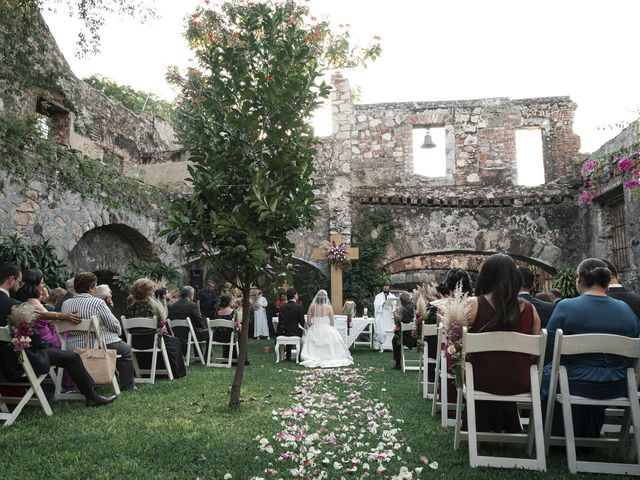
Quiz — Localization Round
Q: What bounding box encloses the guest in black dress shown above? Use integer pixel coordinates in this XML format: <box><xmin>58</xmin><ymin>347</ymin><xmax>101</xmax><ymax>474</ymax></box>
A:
<box><xmin>125</xmin><ymin>278</ymin><xmax>186</xmax><ymax>379</ymax></box>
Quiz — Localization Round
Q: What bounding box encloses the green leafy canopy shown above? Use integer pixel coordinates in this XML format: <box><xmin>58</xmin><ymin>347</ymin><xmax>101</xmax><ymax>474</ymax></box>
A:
<box><xmin>163</xmin><ymin>0</ymin><xmax>335</xmax><ymax>287</ymax></box>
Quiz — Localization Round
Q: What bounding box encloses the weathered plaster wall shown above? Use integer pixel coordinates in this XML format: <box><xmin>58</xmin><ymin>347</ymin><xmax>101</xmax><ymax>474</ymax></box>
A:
<box><xmin>0</xmin><ymin>170</ymin><xmax>185</xmax><ymax>274</ymax></box>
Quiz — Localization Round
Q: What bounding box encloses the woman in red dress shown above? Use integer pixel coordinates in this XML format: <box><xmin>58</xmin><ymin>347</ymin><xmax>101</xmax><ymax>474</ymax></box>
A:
<box><xmin>466</xmin><ymin>253</ymin><xmax>541</xmax><ymax>432</ymax></box>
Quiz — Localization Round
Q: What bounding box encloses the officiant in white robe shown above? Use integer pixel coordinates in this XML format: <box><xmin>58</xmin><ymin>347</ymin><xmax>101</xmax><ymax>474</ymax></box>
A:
<box><xmin>253</xmin><ymin>291</ymin><xmax>270</xmax><ymax>339</ymax></box>
<box><xmin>373</xmin><ymin>285</ymin><xmax>396</xmax><ymax>351</ymax></box>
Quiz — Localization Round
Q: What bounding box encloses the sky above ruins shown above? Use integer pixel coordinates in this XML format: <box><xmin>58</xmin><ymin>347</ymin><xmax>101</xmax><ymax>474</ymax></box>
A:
<box><xmin>43</xmin><ymin>0</ymin><xmax>639</xmax><ymax>157</ymax></box>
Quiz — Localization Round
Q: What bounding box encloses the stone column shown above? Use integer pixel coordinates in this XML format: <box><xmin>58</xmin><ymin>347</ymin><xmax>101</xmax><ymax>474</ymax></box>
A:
<box><xmin>328</xmin><ymin>73</ymin><xmax>354</xmax><ymax>244</ymax></box>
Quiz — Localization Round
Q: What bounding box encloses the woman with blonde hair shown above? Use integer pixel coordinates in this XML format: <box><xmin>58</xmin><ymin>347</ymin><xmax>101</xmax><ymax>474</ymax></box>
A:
<box><xmin>125</xmin><ymin>278</ymin><xmax>186</xmax><ymax>379</ymax></box>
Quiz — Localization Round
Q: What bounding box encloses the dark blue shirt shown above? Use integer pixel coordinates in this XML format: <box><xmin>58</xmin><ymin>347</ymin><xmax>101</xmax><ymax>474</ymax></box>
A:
<box><xmin>544</xmin><ymin>294</ymin><xmax>640</xmax><ymax>385</ymax></box>
<box><xmin>197</xmin><ymin>290</ymin><xmax>218</xmax><ymax>318</ymax></box>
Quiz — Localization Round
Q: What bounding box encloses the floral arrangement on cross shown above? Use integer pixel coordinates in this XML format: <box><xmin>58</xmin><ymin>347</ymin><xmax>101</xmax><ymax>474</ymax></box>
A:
<box><xmin>579</xmin><ymin>142</ymin><xmax>640</xmax><ymax>204</ymax></box>
<box><xmin>326</xmin><ymin>240</ymin><xmax>351</xmax><ymax>270</ymax></box>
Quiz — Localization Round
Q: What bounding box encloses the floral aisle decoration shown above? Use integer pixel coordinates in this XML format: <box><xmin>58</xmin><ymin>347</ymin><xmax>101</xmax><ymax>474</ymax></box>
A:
<box><xmin>579</xmin><ymin>143</ymin><xmax>640</xmax><ymax>204</ymax></box>
<box><xmin>440</xmin><ymin>283</ymin><xmax>472</xmax><ymax>388</ymax></box>
<box><xmin>150</xmin><ymin>297</ymin><xmax>169</xmax><ymax>336</ymax></box>
<box><xmin>7</xmin><ymin>303</ymin><xmax>39</xmax><ymax>352</ymax></box>
<box><xmin>325</xmin><ymin>240</ymin><xmax>350</xmax><ymax>270</ymax></box>
<box><xmin>411</xmin><ymin>283</ymin><xmax>440</xmax><ymax>353</ymax></box>
<box><xmin>233</xmin><ymin>306</ymin><xmax>243</xmax><ymax>333</ymax></box>
<box><xmin>252</xmin><ymin>368</ymin><xmax>438</xmax><ymax>479</ymax></box>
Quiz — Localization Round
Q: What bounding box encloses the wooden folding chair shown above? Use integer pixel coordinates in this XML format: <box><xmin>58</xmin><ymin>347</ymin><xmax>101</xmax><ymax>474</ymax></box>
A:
<box><xmin>206</xmin><ymin>319</ymin><xmax>239</xmax><ymax>368</ymax></box>
<box><xmin>0</xmin><ymin>326</ymin><xmax>53</xmax><ymax>426</ymax></box>
<box><xmin>53</xmin><ymin>317</ymin><xmax>120</xmax><ymax>399</ymax></box>
<box><xmin>121</xmin><ymin>316</ymin><xmax>174</xmax><ymax>383</ymax></box>
<box><xmin>454</xmin><ymin>327</ymin><xmax>547</xmax><ymax>471</ymax></box>
<box><xmin>543</xmin><ymin>329</ymin><xmax>640</xmax><ymax>475</ymax></box>
<box><xmin>419</xmin><ymin>323</ymin><xmax>438</xmax><ymax>399</ymax></box>
<box><xmin>399</xmin><ymin>323</ymin><xmax>420</xmax><ymax>372</ymax></box>
<box><xmin>431</xmin><ymin>323</ymin><xmax>457</xmax><ymax>426</ymax></box>
<box><xmin>167</xmin><ymin>317</ymin><xmax>206</xmax><ymax>366</ymax></box>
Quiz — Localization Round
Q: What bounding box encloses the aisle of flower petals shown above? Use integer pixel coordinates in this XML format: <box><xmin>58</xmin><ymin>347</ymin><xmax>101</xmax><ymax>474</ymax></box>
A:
<box><xmin>251</xmin><ymin>367</ymin><xmax>437</xmax><ymax>479</ymax></box>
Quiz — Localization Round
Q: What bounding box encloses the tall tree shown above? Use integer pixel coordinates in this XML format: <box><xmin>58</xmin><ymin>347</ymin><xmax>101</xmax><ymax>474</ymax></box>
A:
<box><xmin>163</xmin><ymin>0</ymin><xmax>380</xmax><ymax>407</ymax></box>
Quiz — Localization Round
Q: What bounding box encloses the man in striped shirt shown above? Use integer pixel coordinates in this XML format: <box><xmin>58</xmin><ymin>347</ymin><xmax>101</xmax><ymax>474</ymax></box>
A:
<box><xmin>62</xmin><ymin>272</ymin><xmax>135</xmax><ymax>390</ymax></box>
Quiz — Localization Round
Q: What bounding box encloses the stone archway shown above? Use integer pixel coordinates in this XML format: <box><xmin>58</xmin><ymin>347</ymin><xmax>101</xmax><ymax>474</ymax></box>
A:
<box><xmin>68</xmin><ymin>223</ymin><xmax>159</xmax><ymax>274</ymax></box>
<box><xmin>386</xmin><ymin>250</ymin><xmax>556</xmax><ymax>293</ymax></box>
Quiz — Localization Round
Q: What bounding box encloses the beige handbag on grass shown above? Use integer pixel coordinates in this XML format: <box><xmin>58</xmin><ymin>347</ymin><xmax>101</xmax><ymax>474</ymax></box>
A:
<box><xmin>73</xmin><ymin>332</ymin><xmax>117</xmax><ymax>384</ymax></box>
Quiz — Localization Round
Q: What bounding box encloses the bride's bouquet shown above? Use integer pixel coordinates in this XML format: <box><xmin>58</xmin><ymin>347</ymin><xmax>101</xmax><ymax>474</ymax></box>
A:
<box><xmin>440</xmin><ymin>282</ymin><xmax>472</xmax><ymax>388</ymax></box>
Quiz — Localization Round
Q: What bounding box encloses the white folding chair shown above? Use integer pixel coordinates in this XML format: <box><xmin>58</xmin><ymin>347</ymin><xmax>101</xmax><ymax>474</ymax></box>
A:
<box><xmin>399</xmin><ymin>323</ymin><xmax>420</xmax><ymax>372</ymax></box>
<box><xmin>206</xmin><ymin>319</ymin><xmax>239</xmax><ymax>368</ymax></box>
<box><xmin>0</xmin><ymin>326</ymin><xmax>53</xmax><ymax>426</ymax></box>
<box><xmin>543</xmin><ymin>330</ymin><xmax>640</xmax><ymax>475</ymax></box>
<box><xmin>454</xmin><ymin>327</ymin><xmax>547</xmax><ymax>471</ymax></box>
<box><xmin>275</xmin><ymin>336</ymin><xmax>301</xmax><ymax>363</ymax></box>
<box><xmin>419</xmin><ymin>323</ymin><xmax>438</xmax><ymax>399</ymax></box>
<box><xmin>431</xmin><ymin>323</ymin><xmax>457</xmax><ymax>426</ymax></box>
<box><xmin>167</xmin><ymin>317</ymin><xmax>206</xmax><ymax>366</ymax></box>
<box><xmin>53</xmin><ymin>317</ymin><xmax>121</xmax><ymax>400</ymax></box>
<box><xmin>121</xmin><ymin>316</ymin><xmax>174</xmax><ymax>383</ymax></box>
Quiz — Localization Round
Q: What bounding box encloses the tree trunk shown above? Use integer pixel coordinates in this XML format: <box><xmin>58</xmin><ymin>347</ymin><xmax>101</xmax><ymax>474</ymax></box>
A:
<box><xmin>229</xmin><ymin>282</ymin><xmax>251</xmax><ymax>408</ymax></box>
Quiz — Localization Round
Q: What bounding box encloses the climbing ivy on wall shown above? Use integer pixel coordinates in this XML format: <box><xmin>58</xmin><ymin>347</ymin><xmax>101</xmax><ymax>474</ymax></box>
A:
<box><xmin>0</xmin><ymin>111</ymin><xmax>171</xmax><ymax>215</ymax></box>
<box><xmin>344</xmin><ymin>209</ymin><xmax>396</xmax><ymax>315</ymax></box>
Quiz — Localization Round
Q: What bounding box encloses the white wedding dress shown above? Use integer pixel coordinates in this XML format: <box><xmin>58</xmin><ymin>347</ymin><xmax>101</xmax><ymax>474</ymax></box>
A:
<box><xmin>300</xmin><ymin>316</ymin><xmax>353</xmax><ymax>368</ymax></box>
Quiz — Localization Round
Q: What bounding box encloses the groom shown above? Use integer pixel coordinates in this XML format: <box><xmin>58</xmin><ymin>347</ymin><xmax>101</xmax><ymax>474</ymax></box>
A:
<box><xmin>276</xmin><ymin>287</ymin><xmax>305</xmax><ymax>360</ymax></box>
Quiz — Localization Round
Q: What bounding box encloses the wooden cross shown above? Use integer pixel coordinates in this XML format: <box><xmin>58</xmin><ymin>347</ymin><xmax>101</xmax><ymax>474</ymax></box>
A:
<box><xmin>313</xmin><ymin>233</ymin><xmax>359</xmax><ymax>314</ymax></box>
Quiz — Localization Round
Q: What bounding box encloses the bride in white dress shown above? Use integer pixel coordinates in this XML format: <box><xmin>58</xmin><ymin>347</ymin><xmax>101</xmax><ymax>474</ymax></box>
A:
<box><xmin>300</xmin><ymin>290</ymin><xmax>353</xmax><ymax>368</ymax></box>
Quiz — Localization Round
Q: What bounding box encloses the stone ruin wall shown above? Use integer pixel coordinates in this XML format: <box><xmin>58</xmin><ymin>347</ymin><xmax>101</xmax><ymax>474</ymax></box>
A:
<box><xmin>581</xmin><ymin>120</ymin><xmax>640</xmax><ymax>291</ymax></box>
<box><xmin>0</xmin><ymin>17</ymin><xmax>185</xmax><ymax>273</ymax></box>
<box><xmin>0</xmin><ymin>173</ymin><xmax>185</xmax><ymax>273</ymax></box>
<box><xmin>309</xmin><ymin>73</ymin><xmax>588</xmax><ymax>281</ymax></box>
<box><xmin>0</xmin><ymin>18</ymin><xmax>180</xmax><ymax>174</ymax></box>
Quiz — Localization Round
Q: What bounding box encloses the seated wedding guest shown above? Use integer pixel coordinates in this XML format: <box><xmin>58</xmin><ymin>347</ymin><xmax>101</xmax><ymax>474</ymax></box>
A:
<box><xmin>276</xmin><ymin>288</ymin><xmax>305</xmax><ymax>361</ymax></box>
<box><xmin>517</xmin><ymin>266</ymin><xmax>555</xmax><ymax>327</ymax></box>
<box><xmin>535</xmin><ymin>291</ymin><xmax>552</xmax><ymax>302</ymax></box>
<box><xmin>168</xmin><ymin>286</ymin><xmax>208</xmax><ymax>354</ymax></box>
<box><xmin>392</xmin><ymin>292</ymin><xmax>417</xmax><ymax>370</ymax></box>
<box><xmin>125</xmin><ymin>278</ymin><xmax>186</xmax><ymax>379</ymax></box>
<box><xmin>198</xmin><ymin>280</ymin><xmax>218</xmax><ymax>321</ymax></box>
<box><xmin>212</xmin><ymin>294</ymin><xmax>248</xmax><ymax>364</ymax></box>
<box><xmin>5</xmin><ymin>273</ymin><xmax>114</xmax><ymax>406</ymax></box>
<box><xmin>541</xmin><ymin>258</ymin><xmax>640</xmax><ymax>438</ymax></box>
<box><xmin>14</xmin><ymin>269</ymin><xmax>77</xmax><ymax>391</ymax></box>
<box><xmin>94</xmin><ymin>284</ymin><xmax>114</xmax><ymax>309</ymax></box>
<box><xmin>55</xmin><ymin>277</ymin><xmax>76</xmax><ymax>312</ymax></box>
<box><xmin>548</xmin><ymin>288</ymin><xmax>563</xmax><ymax>304</ymax></box>
<box><xmin>465</xmin><ymin>253</ymin><xmax>541</xmax><ymax>433</ymax></box>
<box><xmin>274</xmin><ymin>292</ymin><xmax>287</xmax><ymax>312</ymax></box>
<box><xmin>601</xmin><ymin>259</ymin><xmax>640</xmax><ymax>319</ymax></box>
<box><xmin>39</xmin><ymin>284</ymin><xmax>49</xmax><ymax>305</ymax></box>
<box><xmin>62</xmin><ymin>272</ymin><xmax>137</xmax><ymax>390</ymax></box>
<box><xmin>0</xmin><ymin>264</ymin><xmax>23</xmax><ymax>325</ymax></box>
<box><xmin>45</xmin><ymin>287</ymin><xmax>67</xmax><ymax>312</ymax></box>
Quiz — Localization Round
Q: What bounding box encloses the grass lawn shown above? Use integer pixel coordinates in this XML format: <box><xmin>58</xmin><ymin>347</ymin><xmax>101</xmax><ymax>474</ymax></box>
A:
<box><xmin>0</xmin><ymin>340</ymin><xmax>620</xmax><ymax>479</ymax></box>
